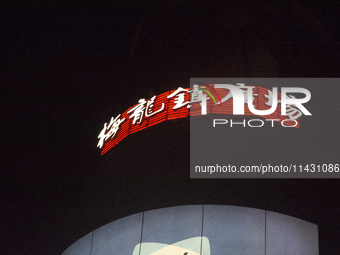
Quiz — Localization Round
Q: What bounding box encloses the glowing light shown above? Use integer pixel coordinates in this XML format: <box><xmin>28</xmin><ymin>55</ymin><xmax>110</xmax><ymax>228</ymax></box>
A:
<box><xmin>99</xmin><ymin>85</ymin><xmax>303</xmax><ymax>155</ymax></box>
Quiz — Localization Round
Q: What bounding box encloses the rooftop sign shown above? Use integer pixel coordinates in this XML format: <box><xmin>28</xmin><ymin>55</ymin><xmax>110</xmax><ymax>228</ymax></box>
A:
<box><xmin>98</xmin><ymin>83</ymin><xmax>310</xmax><ymax>155</ymax></box>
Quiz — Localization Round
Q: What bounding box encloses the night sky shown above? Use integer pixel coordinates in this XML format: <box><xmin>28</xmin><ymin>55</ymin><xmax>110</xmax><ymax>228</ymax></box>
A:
<box><xmin>1</xmin><ymin>2</ymin><xmax>340</xmax><ymax>255</ymax></box>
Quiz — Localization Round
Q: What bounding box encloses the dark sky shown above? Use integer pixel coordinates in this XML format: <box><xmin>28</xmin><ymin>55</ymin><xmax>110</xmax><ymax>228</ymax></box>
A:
<box><xmin>1</xmin><ymin>2</ymin><xmax>340</xmax><ymax>255</ymax></box>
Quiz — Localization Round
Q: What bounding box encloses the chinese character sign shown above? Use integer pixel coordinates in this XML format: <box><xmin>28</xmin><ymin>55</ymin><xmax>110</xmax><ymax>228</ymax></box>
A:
<box><xmin>98</xmin><ymin>84</ymin><xmax>305</xmax><ymax>155</ymax></box>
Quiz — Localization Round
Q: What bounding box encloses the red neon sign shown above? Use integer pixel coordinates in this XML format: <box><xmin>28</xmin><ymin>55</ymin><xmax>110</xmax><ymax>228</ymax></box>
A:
<box><xmin>98</xmin><ymin>85</ymin><xmax>300</xmax><ymax>155</ymax></box>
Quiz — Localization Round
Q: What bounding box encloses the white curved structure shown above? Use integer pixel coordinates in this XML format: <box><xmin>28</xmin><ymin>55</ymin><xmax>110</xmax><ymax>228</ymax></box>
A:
<box><xmin>62</xmin><ymin>205</ymin><xmax>318</xmax><ymax>255</ymax></box>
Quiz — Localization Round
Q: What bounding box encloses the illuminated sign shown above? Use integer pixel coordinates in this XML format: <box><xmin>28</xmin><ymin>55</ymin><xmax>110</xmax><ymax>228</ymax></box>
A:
<box><xmin>98</xmin><ymin>83</ymin><xmax>310</xmax><ymax>155</ymax></box>
<box><xmin>132</xmin><ymin>237</ymin><xmax>210</xmax><ymax>255</ymax></box>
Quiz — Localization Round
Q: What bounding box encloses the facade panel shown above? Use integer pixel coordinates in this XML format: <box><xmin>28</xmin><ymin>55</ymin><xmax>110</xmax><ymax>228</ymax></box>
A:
<box><xmin>139</xmin><ymin>205</ymin><xmax>203</xmax><ymax>255</ymax></box>
<box><xmin>91</xmin><ymin>212</ymin><xmax>143</xmax><ymax>255</ymax></box>
<box><xmin>203</xmin><ymin>205</ymin><xmax>265</xmax><ymax>255</ymax></box>
<box><xmin>62</xmin><ymin>232</ymin><xmax>92</xmax><ymax>255</ymax></box>
<box><xmin>266</xmin><ymin>211</ymin><xmax>318</xmax><ymax>255</ymax></box>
